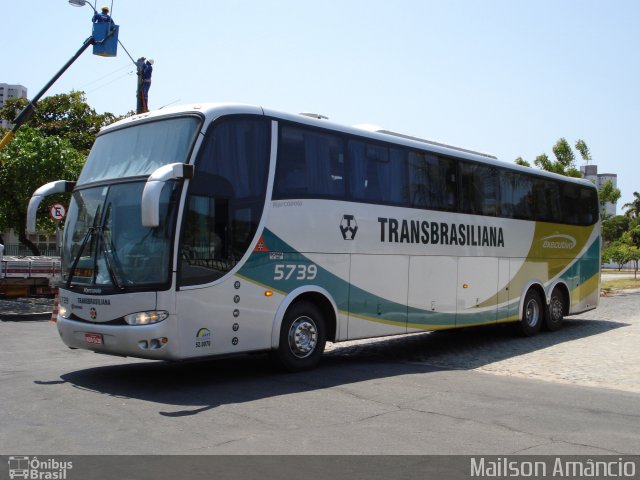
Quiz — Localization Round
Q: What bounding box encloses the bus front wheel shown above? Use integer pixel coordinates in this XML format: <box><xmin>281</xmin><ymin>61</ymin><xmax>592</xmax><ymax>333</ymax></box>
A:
<box><xmin>274</xmin><ymin>301</ymin><xmax>326</xmax><ymax>372</ymax></box>
<box><xmin>518</xmin><ymin>289</ymin><xmax>543</xmax><ymax>337</ymax></box>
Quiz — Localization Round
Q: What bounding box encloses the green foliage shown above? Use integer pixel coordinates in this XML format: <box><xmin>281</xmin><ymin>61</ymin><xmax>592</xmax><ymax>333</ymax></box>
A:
<box><xmin>0</xmin><ymin>90</ymin><xmax>124</xmax><ymax>253</ymax></box>
<box><xmin>515</xmin><ymin>137</ymin><xmax>581</xmax><ymax>177</ymax></box>
<box><xmin>622</xmin><ymin>225</ymin><xmax>640</xmax><ymax>249</ymax></box>
<box><xmin>533</xmin><ymin>153</ymin><xmax>554</xmax><ymax>172</ymax></box>
<box><xmin>575</xmin><ymin>139</ymin><xmax>591</xmax><ymax>163</ymax></box>
<box><xmin>0</xmin><ymin>127</ymin><xmax>84</xmax><ymax>254</ymax></box>
<box><xmin>598</xmin><ymin>179</ymin><xmax>622</xmax><ymax>219</ymax></box>
<box><xmin>0</xmin><ymin>91</ymin><xmax>118</xmax><ymax>154</ymax></box>
<box><xmin>602</xmin><ymin>215</ymin><xmax>631</xmax><ymax>244</ymax></box>
<box><xmin>623</xmin><ymin>191</ymin><xmax>640</xmax><ymax>219</ymax></box>
<box><xmin>604</xmin><ymin>241</ymin><xmax>631</xmax><ymax>270</ymax></box>
<box><xmin>605</xmin><ymin>225</ymin><xmax>640</xmax><ymax>275</ymax></box>
<box><xmin>551</xmin><ymin>138</ymin><xmax>576</xmax><ymax>169</ymax></box>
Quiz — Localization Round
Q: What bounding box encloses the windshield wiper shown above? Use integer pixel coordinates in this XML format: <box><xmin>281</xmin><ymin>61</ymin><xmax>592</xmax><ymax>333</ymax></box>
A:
<box><xmin>65</xmin><ymin>226</ymin><xmax>125</xmax><ymax>291</ymax></box>
<box><xmin>66</xmin><ymin>226</ymin><xmax>94</xmax><ymax>289</ymax></box>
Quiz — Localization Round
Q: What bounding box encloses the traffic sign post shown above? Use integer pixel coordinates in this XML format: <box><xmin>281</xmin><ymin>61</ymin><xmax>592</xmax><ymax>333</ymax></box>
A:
<box><xmin>49</xmin><ymin>203</ymin><xmax>66</xmax><ymax>255</ymax></box>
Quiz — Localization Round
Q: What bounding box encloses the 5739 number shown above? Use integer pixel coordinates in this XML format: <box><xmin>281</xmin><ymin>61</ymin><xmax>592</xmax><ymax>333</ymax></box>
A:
<box><xmin>274</xmin><ymin>264</ymin><xmax>318</xmax><ymax>281</ymax></box>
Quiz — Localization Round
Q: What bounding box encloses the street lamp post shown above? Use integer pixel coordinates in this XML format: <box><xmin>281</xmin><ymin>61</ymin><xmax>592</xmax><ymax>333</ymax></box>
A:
<box><xmin>0</xmin><ymin>0</ymin><xmax>106</xmax><ymax>153</ymax></box>
<box><xmin>0</xmin><ymin>36</ymin><xmax>95</xmax><ymax>152</ymax></box>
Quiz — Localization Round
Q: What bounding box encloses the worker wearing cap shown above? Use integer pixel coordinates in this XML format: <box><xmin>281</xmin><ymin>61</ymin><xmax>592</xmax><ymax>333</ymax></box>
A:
<box><xmin>92</xmin><ymin>6</ymin><xmax>112</xmax><ymax>23</ymax></box>
<box><xmin>141</xmin><ymin>59</ymin><xmax>154</xmax><ymax>112</ymax></box>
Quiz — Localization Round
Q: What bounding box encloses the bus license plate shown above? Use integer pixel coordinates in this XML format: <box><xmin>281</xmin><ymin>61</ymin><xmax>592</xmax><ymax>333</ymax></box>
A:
<box><xmin>85</xmin><ymin>333</ymin><xmax>103</xmax><ymax>345</ymax></box>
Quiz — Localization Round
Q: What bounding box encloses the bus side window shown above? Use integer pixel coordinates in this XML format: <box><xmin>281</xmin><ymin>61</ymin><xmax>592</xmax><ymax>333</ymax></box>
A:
<box><xmin>348</xmin><ymin>141</ymin><xmax>406</xmax><ymax>204</ymax></box>
<box><xmin>534</xmin><ymin>178</ymin><xmax>562</xmax><ymax>223</ymax></box>
<box><xmin>498</xmin><ymin>171</ymin><xmax>515</xmax><ymax>218</ymax></box>
<box><xmin>409</xmin><ymin>152</ymin><xmax>456</xmax><ymax>211</ymax></box>
<box><xmin>459</xmin><ymin>162</ymin><xmax>497</xmax><ymax>216</ymax></box>
<box><xmin>563</xmin><ymin>184</ymin><xmax>581</xmax><ymax>224</ymax></box>
<box><xmin>511</xmin><ymin>173</ymin><xmax>534</xmax><ymax>220</ymax></box>
<box><xmin>579</xmin><ymin>187</ymin><xmax>598</xmax><ymax>225</ymax></box>
<box><xmin>274</xmin><ymin>125</ymin><xmax>344</xmax><ymax>199</ymax></box>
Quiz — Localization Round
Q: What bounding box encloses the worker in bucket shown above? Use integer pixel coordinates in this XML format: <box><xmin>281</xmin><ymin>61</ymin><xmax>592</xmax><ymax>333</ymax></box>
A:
<box><xmin>92</xmin><ymin>6</ymin><xmax>112</xmax><ymax>23</ymax></box>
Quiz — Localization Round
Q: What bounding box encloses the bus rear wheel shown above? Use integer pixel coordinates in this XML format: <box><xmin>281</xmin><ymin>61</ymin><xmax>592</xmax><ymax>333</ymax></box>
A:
<box><xmin>274</xmin><ymin>301</ymin><xmax>326</xmax><ymax>372</ymax></box>
<box><xmin>517</xmin><ymin>289</ymin><xmax>543</xmax><ymax>337</ymax></box>
<box><xmin>545</xmin><ymin>288</ymin><xmax>566</xmax><ymax>332</ymax></box>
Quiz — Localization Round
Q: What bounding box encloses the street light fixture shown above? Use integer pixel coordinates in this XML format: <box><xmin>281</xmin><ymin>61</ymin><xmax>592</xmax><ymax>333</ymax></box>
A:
<box><xmin>68</xmin><ymin>0</ymin><xmax>97</xmax><ymax>14</ymax></box>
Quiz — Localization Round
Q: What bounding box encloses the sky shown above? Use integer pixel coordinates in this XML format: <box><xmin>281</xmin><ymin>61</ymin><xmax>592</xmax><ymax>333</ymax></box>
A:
<box><xmin>4</xmin><ymin>0</ymin><xmax>640</xmax><ymax>210</ymax></box>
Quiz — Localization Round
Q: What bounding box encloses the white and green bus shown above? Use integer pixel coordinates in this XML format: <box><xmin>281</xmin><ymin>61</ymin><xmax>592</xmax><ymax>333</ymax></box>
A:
<box><xmin>28</xmin><ymin>104</ymin><xmax>600</xmax><ymax>371</ymax></box>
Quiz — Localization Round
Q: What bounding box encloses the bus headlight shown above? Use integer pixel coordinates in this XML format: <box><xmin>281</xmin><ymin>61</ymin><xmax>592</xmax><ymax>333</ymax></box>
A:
<box><xmin>58</xmin><ymin>305</ymin><xmax>70</xmax><ymax>319</ymax></box>
<box><xmin>124</xmin><ymin>310</ymin><xmax>169</xmax><ymax>326</ymax></box>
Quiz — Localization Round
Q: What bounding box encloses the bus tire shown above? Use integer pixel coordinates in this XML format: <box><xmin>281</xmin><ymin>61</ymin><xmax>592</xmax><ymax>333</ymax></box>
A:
<box><xmin>274</xmin><ymin>301</ymin><xmax>326</xmax><ymax>372</ymax></box>
<box><xmin>518</xmin><ymin>289</ymin><xmax>543</xmax><ymax>337</ymax></box>
<box><xmin>545</xmin><ymin>287</ymin><xmax>565</xmax><ymax>332</ymax></box>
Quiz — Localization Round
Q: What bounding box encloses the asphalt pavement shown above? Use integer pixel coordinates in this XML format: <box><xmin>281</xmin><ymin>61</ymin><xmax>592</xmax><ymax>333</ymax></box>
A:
<box><xmin>1</xmin><ymin>291</ymin><xmax>639</xmax><ymax>455</ymax></box>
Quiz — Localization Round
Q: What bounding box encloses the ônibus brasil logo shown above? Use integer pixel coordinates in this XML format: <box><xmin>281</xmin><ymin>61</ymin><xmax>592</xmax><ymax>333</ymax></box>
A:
<box><xmin>541</xmin><ymin>234</ymin><xmax>577</xmax><ymax>250</ymax></box>
<box><xmin>7</xmin><ymin>456</ymin><xmax>73</xmax><ymax>479</ymax></box>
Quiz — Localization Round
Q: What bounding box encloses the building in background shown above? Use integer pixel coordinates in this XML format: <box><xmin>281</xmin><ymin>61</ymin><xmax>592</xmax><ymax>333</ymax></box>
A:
<box><xmin>0</xmin><ymin>83</ymin><xmax>28</xmax><ymax>129</ymax></box>
<box><xmin>581</xmin><ymin>164</ymin><xmax>618</xmax><ymax>216</ymax></box>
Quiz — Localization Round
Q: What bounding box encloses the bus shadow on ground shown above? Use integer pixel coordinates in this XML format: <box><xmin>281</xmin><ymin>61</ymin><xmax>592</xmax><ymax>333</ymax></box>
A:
<box><xmin>51</xmin><ymin>316</ymin><xmax>629</xmax><ymax>417</ymax></box>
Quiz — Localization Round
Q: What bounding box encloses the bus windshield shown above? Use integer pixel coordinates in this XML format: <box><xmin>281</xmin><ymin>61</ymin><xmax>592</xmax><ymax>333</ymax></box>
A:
<box><xmin>78</xmin><ymin>116</ymin><xmax>201</xmax><ymax>185</ymax></box>
<box><xmin>60</xmin><ymin>115</ymin><xmax>201</xmax><ymax>291</ymax></box>
<box><xmin>62</xmin><ymin>181</ymin><xmax>180</xmax><ymax>290</ymax></box>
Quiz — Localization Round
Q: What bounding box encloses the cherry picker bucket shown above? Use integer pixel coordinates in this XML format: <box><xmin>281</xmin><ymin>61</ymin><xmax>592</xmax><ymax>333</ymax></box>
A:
<box><xmin>92</xmin><ymin>23</ymin><xmax>119</xmax><ymax>57</ymax></box>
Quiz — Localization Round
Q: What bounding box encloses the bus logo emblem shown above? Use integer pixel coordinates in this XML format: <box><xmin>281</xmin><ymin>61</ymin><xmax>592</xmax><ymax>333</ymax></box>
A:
<box><xmin>340</xmin><ymin>215</ymin><xmax>358</xmax><ymax>240</ymax></box>
<box><xmin>196</xmin><ymin>328</ymin><xmax>211</xmax><ymax>348</ymax></box>
<box><xmin>541</xmin><ymin>234</ymin><xmax>577</xmax><ymax>250</ymax></box>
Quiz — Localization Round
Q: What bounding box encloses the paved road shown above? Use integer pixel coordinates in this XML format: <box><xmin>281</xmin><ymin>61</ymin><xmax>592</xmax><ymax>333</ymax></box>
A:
<box><xmin>329</xmin><ymin>291</ymin><xmax>640</xmax><ymax>394</ymax></box>
<box><xmin>1</xmin><ymin>293</ymin><xmax>639</xmax><ymax>455</ymax></box>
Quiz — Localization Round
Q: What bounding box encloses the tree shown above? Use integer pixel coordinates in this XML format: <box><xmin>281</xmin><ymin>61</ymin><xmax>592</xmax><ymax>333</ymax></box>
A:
<box><xmin>0</xmin><ymin>91</ymin><xmax>118</xmax><ymax>154</ymax></box>
<box><xmin>604</xmin><ymin>241</ymin><xmax>631</xmax><ymax>271</ymax></box>
<box><xmin>621</xmin><ymin>225</ymin><xmax>640</xmax><ymax>278</ymax></box>
<box><xmin>622</xmin><ymin>224</ymin><xmax>640</xmax><ymax>248</ymax></box>
<box><xmin>516</xmin><ymin>137</ymin><xmax>581</xmax><ymax>177</ymax></box>
<box><xmin>598</xmin><ymin>179</ymin><xmax>622</xmax><ymax>219</ymax></box>
<box><xmin>575</xmin><ymin>139</ymin><xmax>592</xmax><ymax>164</ymax></box>
<box><xmin>602</xmin><ymin>215</ymin><xmax>631</xmax><ymax>244</ymax></box>
<box><xmin>0</xmin><ymin>127</ymin><xmax>84</xmax><ymax>255</ymax></box>
<box><xmin>623</xmin><ymin>191</ymin><xmax>640</xmax><ymax>219</ymax></box>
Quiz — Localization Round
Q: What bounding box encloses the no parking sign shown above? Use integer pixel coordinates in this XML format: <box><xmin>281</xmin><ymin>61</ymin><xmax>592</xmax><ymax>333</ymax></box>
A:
<box><xmin>49</xmin><ymin>203</ymin><xmax>66</xmax><ymax>222</ymax></box>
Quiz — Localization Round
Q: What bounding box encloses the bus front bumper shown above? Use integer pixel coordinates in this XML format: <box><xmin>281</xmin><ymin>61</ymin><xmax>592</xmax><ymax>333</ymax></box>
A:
<box><xmin>56</xmin><ymin>316</ymin><xmax>181</xmax><ymax>360</ymax></box>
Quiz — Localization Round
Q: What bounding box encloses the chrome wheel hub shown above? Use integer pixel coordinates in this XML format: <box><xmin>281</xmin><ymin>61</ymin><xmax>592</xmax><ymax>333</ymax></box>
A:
<box><xmin>288</xmin><ymin>316</ymin><xmax>318</xmax><ymax>359</ymax></box>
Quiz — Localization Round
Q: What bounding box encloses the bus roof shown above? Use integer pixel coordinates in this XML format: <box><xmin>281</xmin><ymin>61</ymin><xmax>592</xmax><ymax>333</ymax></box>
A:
<box><xmin>103</xmin><ymin>103</ymin><xmax>597</xmax><ymax>190</ymax></box>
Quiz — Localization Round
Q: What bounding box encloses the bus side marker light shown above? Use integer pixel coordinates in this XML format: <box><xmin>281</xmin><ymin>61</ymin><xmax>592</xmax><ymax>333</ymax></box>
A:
<box><xmin>264</xmin><ymin>291</ymin><xmax>274</xmax><ymax>297</ymax></box>
<box><xmin>463</xmin><ymin>284</ymin><xmax>469</xmax><ymax>289</ymax></box>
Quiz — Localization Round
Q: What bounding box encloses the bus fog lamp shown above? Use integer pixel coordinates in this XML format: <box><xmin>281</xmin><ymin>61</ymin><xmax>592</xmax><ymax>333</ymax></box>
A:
<box><xmin>124</xmin><ymin>310</ymin><xmax>169</xmax><ymax>325</ymax></box>
<box><xmin>58</xmin><ymin>305</ymin><xmax>70</xmax><ymax>319</ymax></box>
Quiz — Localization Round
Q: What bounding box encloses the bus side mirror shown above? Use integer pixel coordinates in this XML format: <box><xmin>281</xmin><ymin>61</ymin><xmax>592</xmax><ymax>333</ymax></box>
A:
<box><xmin>141</xmin><ymin>163</ymin><xmax>194</xmax><ymax>227</ymax></box>
<box><xmin>27</xmin><ymin>180</ymin><xmax>76</xmax><ymax>234</ymax></box>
